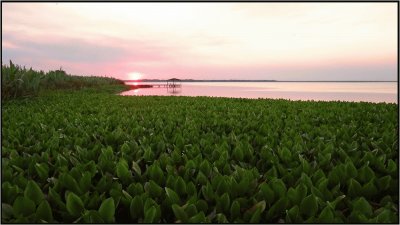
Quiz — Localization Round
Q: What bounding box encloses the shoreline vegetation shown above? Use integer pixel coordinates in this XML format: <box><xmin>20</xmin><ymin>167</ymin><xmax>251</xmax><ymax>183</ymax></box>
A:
<box><xmin>1</xmin><ymin>63</ymin><xmax>398</xmax><ymax>223</ymax></box>
<box><xmin>1</xmin><ymin>61</ymin><xmax>125</xmax><ymax>100</ymax></box>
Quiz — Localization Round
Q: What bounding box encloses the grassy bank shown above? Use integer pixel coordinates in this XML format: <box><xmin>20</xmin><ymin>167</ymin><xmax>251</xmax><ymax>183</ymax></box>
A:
<box><xmin>2</xmin><ymin>77</ymin><xmax>398</xmax><ymax>223</ymax></box>
<box><xmin>1</xmin><ymin>61</ymin><xmax>124</xmax><ymax>100</ymax></box>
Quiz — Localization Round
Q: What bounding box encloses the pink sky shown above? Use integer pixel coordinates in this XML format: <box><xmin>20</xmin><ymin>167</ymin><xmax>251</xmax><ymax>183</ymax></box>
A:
<box><xmin>2</xmin><ymin>3</ymin><xmax>397</xmax><ymax>80</ymax></box>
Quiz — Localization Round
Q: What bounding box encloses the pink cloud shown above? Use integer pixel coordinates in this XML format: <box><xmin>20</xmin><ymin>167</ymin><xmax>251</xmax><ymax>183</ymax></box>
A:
<box><xmin>2</xmin><ymin>3</ymin><xmax>397</xmax><ymax>81</ymax></box>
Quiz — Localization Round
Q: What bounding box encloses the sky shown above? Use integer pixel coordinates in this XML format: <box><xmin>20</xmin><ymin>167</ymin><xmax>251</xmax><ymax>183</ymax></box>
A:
<box><xmin>2</xmin><ymin>3</ymin><xmax>397</xmax><ymax>81</ymax></box>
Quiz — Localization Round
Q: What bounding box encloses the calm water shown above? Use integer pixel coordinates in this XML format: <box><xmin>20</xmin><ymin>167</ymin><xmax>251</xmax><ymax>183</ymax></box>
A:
<box><xmin>121</xmin><ymin>82</ymin><xmax>397</xmax><ymax>103</ymax></box>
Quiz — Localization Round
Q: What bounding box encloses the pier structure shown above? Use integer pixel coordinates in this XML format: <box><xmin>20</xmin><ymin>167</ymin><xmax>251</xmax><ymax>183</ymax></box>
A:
<box><xmin>125</xmin><ymin>78</ymin><xmax>182</xmax><ymax>91</ymax></box>
<box><xmin>166</xmin><ymin>78</ymin><xmax>181</xmax><ymax>93</ymax></box>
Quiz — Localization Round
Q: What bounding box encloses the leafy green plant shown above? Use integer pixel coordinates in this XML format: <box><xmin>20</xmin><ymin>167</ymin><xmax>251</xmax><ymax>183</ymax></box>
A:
<box><xmin>1</xmin><ymin>67</ymin><xmax>398</xmax><ymax>222</ymax></box>
<box><xmin>2</xmin><ymin>61</ymin><xmax>124</xmax><ymax>100</ymax></box>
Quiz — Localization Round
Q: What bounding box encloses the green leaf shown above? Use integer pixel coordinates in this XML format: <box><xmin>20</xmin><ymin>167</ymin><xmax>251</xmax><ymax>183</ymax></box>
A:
<box><xmin>36</xmin><ymin>200</ymin><xmax>53</xmax><ymax>222</ymax></box>
<box><xmin>357</xmin><ymin>165</ymin><xmax>374</xmax><ymax>184</ymax></box>
<box><xmin>218</xmin><ymin>193</ymin><xmax>230</xmax><ymax>213</ymax></box>
<box><xmin>199</xmin><ymin>160</ymin><xmax>211</xmax><ymax>176</ymax></box>
<box><xmin>377</xmin><ymin>175</ymin><xmax>391</xmax><ymax>191</ymax></box>
<box><xmin>347</xmin><ymin>178</ymin><xmax>362</xmax><ymax>198</ymax></box>
<box><xmin>82</xmin><ymin>210</ymin><xmax>104</xmax><ymax>223</ymax></box>
<box><xmin>143</xmin><ymin>206</ymin><xmax>157</xmax><ymax>223</ymax></box>
<box><xmin>259</xmin><ymin>183</ymin><xmax>275</xmax><ymax>204</ymax></box>
<box><xmin>196</xmin><ymin>172</ymin><xmax>208</xmax><ymax>185</ymax></box>
<box><xmin>386</xmin><ymin>159</ymin><xmax>397</xmax><ymax>174</ymax></box>
<box><xmin>79</xmin><ymin>171</ymin><xmax>92</xmax><ymax>193</ymax></box>
<box><xmin>146</xmin><ymin>181</ymin><xmax>163</xmax><ymax>198</ymax></box>
<box><xmin>195</xmin><ymin>199</ymin><xmax>208</xmax><ymax>213</ymax></box>
<box><xmin>230</xmin><ymin>200</ymin><xmax>240</xmax><ymax>220</ymax></box>
<box><xmin>2</xmin><ymin>182</ymin><xmax>20</xmax><ymax>205</ymax></box>
<box><xmin>266</xmin><ymin>197</ymin><xmax>288</xmax><ymax>220</ymax></box>
<box><xmin>184</xmin><ymin>204</ymin><xmax>198</xmax><ymax>218</ymax></box>
<box><xmin>165</xmin><ymin>187</ymin><xmax>180</xmax><ymax>205</ymax></box>
<box><xmin>66</xmin><ymin>192</ymin><xmax>85</xmax><ymax>217</ymax></box>
<box><xmin>287</xmin><ymin>187</ymin><xmax>304</xmax><ymax>205</ymax></box>
<box><xmin>287</xmin><ymin>187</ymin><xmax>300</xmax><ymax>205</ymax></box>
<box><xmin>216</xmin><ymin>213</ymin><xmax>228</xmax><ymax>223</ymax></box>
<box><xmin>216</xmin><ymin>179</ymin><xmax>229</xmax><ymax>195</ymax></box>
<box><xmin>144</xmin><ymin>197</ymin><xmax>157</xmax><ymax>212</ymax></box>
<box><xmin>121</xmin><ymin>142</ymin><xmax>130</xmax><ymax>153</ymax></box>
<box><xmin>362</xmin><ymin>180</ymin><xmax>378</xmax><ymax>199</ymax></box>
<box><xmin>285</xmin><ymin>205</ymin><xmax>301</xmax><ymax>223</ymax></box>
<box><xmin>349</xmin><ymin>210</ymin><xmax>369</xmax><ymax>223</ymax></box>
<box><xmin>2</xmin><ymin>203</ymin><xmax>13</xmax><ymax>220</ymax></box>
<box><xmin>300</xmin><ymin>194</ymin><xmax>318</xmax><ymax>217</ymax></box>
<box><xmin>186</xmin><ymin>181</ymin><xmax>197</xmax><ymax>196</ymax></box>
<box><xmin>87</xmin><ymin>192</ymin><xmax>101</xmax><ymax>210</ymax></box>
<box><xmin>185</xmin><ymin>160</ymin><xmax>196</xmax><ymax>171</ymax></box>
<box><xmin>375</xmin><ymin>209</ymin><xmax>394</xmax><ymax>223</ymax></box>
<box><xmin>201</xmin><ymin>183</ymin><xmax>214</xmax><ymax>201</ymax></box>
<box><xmin>318</xmin><ymin>206</ymin><xmax>334</xmax><ymax>223</ymax></box>
<box><xmin>326</xmin><ymin>195</ymin><xmax>346</xmax><ymax>210</ymax></box>
<box><xmin>34</xmin><ymin>163</ymin><xmax>49</xmax><ymax>180</ymax></box>
<box><xmin>296</xmin><ymin>183</ymin><xmax>307</xmax><ymax>202</ymax></box>
<box><xmin>48</xmin><ymin>187</ymin><xmax>66</xmax><ymax>210</ymax></box>
<box><xmin>300</xmin><ymin>157</ymin><xmax>311</xmax><ymax>174</ymax></box>
<box><xmin>299</xmin><ymin>173</ymin><xmax>313</xmax><ymax>190</ymax></box>
<box><xmin>188</xmin><ymin>212</ymin><xmax>206</xmax><ymax>223</ymax></box>
<box><xmin>172</xmin><ymin>204</ymin><xmax>188</xmax><ymax>222</ymax></box>
<box><xmin>311</xmin><ymin>186</ymin><xmax>324</xmax><ymax>200</ymax></box>
<box><xmin>379</xmin><ymin>195</ymin><xmax>393</xmax><ymax>207</ymax></box>
<box><xmin>249</xmin><ymin>208</ymin><xmax>262</xmax><ymax>223</ymax></box>
<box><xmin>328</xmin><ymin>169</ymin><xmax>340</xmax><ymax>187</ymax></box>
<box><xmin>98</xmin><ymin>197</ymin><xmax>115</xmax><ymax>223</ymax></box>
<box><xmin>121</xmin><ymin>190</ymin><xmax>132</xmax><ymax>206</ymax></box>
<box><xmin>271</xmin><ymin>178</ymin><xmax>287</xmax><ymax>198</ymax></box>
<box><xmin>345</xmin><ymin>160</ymin><xmax>358</xmax><ymax>178</ymax></box>
<box><xmin>143</xmin><ymin>147</ymin><xmax>154</xmax><ymax>162</ymax></box>
<box><xmin>174</xmin><ymin>176</ymin><xmax>187</xmax><ymax>195</ymax></box>
<box><xmin>131</xmin><ymin>161</ymin><xmax>142</xmax><ymax>176</ymax></box>
<box><xmin>13</xmin><ymin>196</ymin><xmax>36</xmax><ymax>217</ymax></box>
<box><xmin>24</xmin><ymin>180</ymin><xmax>44</xmax><ymax>205</ymax></box>
<box><xmin>247</xmin><ymin>200</ymin><xmax>266</xmax><ymax>214</ymax></box>
<box><xmin>132</xmin><ymin>183</ymin><xmax>144</xmax><ymax>196</ymax></box>
<box><xmin>233</xmin><ymin>146</ymin><xmax>244</xmax><ymax>161</ymax></box>
<box><xmin>352</xmin><ymin>197</ymin><xmax>372</xmax><ymax>217</ymax></box>
<box><xmin>130</xmin><ymin>196</ymin><xmax>143</xmax><ymax>219</ymax></box>
<box><xmin>149</xmin><ymin>164</ymin><xmax>164</xmax><ymax>185</ymax></box>
<box><xmin>278</xmin><ymin>147</ymin><xmax>291</xmax><ymax>163</ymax></box>
<box><xmin>116</xmin><ymin>159</ymin><xmax>131</xmax><ymax>184</ymax></box>
<box><xmin>60</xmin><ymin>173</ymin><xmax>82</xmax><ymax>195</ymax></box>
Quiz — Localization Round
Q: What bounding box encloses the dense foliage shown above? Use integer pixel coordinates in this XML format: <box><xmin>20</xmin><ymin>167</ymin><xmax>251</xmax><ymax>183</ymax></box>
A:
<box><xmin>1</xmin><ymin>86</ymin><xmax>398</xmax><ymax>223</ymax></box>
<box><xmin>1</xmin><ymin>61</ymin><xmax>123</xmax><ymax>100</ymax></box>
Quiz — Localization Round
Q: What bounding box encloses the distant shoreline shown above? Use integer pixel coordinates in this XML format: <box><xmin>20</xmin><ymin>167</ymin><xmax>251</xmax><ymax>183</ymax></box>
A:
<box><xmin>124</xmin><ymin>79</ymin><xmax>397</xmax><ymax>83</ymax></box>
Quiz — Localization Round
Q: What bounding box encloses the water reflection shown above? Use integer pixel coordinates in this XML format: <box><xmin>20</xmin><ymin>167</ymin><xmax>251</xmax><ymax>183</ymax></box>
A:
<box><xmin>167</xmin><ymin>86</ymin><xmax>181</xmax><ymax>94</ymax></box>
<box><xmin>120</xmin><ymin>82</ymin><xmax>397</xmax><ymax>103</ymax></box>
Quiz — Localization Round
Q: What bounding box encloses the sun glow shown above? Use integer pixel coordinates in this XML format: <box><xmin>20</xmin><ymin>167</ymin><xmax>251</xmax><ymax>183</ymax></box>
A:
<box><xmin>128</xmin><ymin>72</ymin><xmax>143</xmax><ymax>80</ymax></box>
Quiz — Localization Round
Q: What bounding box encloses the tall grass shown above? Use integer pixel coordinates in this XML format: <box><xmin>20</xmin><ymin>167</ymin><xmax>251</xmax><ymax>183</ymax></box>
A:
<box><xmin>1</xmin><ymin>61</ymin><xmax>124</xmax><ymax>100</ymax></box>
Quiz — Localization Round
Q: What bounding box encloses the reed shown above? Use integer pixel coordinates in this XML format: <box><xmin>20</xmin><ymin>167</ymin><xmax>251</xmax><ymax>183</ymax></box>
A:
<box><xmin>1</xmin><ymin>61</ymin><xmax>124</xmax><ymax>100</ymax></box>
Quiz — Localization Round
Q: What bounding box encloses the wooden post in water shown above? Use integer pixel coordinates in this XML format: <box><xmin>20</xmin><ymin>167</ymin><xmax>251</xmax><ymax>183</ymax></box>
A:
<box><xmin>167</xmin><ymin>78</ymin><xmax>181</xmax><ymax>93</ymax></box>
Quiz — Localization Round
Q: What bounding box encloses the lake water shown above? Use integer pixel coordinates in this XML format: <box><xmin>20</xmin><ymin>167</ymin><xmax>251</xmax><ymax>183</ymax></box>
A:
<box><xmin>121</xmin><ymin>82</ymin><xmax>397</xmax><ymax>103</ymax></box>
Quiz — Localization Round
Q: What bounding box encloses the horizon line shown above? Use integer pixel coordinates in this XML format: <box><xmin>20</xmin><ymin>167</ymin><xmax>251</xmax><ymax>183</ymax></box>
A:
<box><xmin>123</xmin><ymin>79</ymin><xmax>397</xmax><ymax>82</ymax></box>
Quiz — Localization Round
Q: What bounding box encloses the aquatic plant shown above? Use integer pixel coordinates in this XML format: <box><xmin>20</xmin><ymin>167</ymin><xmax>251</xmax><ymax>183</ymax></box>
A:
<box><xmin>1</xmin><ymin>74</ymin><xmax>398</xmax><ymax>223</ymax></box>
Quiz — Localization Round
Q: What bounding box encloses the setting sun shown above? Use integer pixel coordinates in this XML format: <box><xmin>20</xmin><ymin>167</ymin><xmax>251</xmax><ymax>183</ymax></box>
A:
<box><xmin>127</xmin><ymin>72</ymin><xmax>143</xmax><ymax>80</ymax></box>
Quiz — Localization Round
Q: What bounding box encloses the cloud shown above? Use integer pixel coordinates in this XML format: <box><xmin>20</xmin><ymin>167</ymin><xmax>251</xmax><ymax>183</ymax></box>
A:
<box><xmin>5</xmin><ymin>37</ymin><xmax>127</xmax><ymax>63</ymax></box>
<box><xmin>2</xmin><ymin>3</ymin><xmax>397</xmax><ymax>81</ymax></box>
<box><xmin>2</xmin><ymin>32</ymin><xmax>181</xmax><ymax>78</ymax></box>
